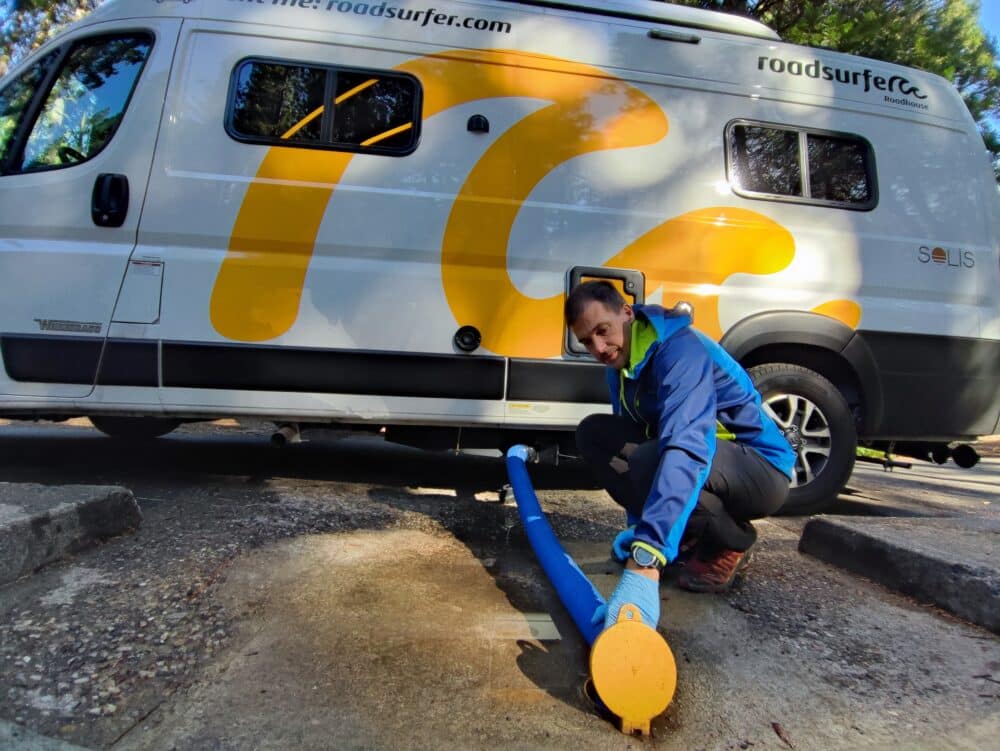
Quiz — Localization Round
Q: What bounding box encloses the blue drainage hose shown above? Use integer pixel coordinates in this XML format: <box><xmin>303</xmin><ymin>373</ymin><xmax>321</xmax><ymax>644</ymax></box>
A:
<box><xmin>505</xmin><ymin>445</ymin><xmax>605</xmax><ymax>646</ymax></box>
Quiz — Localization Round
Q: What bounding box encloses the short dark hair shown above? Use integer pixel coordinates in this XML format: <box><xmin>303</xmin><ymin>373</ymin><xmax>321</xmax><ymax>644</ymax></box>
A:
<box><xmin>564</xmin><ymin>280</ymin><xmax>625</xmax><ymax>325</ymax></box>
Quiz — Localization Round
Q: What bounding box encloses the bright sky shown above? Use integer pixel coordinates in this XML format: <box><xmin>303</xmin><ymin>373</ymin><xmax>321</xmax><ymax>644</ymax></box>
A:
<box><xmin>980</xmin><ymin>1</ymin><xmax>1000</xmax><ymax>133</ymax></box>
<box><xmin>982</xmin><ymin>1</ymin><xmax>1000</xmax><ymax>41</ymax></box>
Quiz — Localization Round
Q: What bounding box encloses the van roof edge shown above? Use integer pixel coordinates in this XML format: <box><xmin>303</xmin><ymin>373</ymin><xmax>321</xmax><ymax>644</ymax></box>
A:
<box><xmin>497</xmin><ymin>0</ymin><xmax>781</xmax><ymax>41</ymax></box>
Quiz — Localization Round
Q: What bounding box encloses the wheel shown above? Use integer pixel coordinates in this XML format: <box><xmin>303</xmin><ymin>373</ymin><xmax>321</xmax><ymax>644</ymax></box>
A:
<box><xmin>951</xmin><ymin>444</ymin><xmax>980</xmax><ymax>469</ymax></box>
<box><xmin>748</xmin><ymin>363</ymin><xmax>857</xmax><ymax>515</ymax></box>
<box><xmin>89</xmin><ymin>416</ymin><xmax>181</xmax><ymax>440</ymax></box>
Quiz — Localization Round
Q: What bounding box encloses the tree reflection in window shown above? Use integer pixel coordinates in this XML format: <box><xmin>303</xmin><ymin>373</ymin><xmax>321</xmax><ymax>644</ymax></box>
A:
<box><xmin>228</xmin><ymin>60</ymin><xmax>419</xmax><ymax>155</ymax></box>
<box><xmin>19</xmin><ymin>36</ymin><xmax>151</xmax><ymax>171</ymax></box>
<box><xmin>728</xmin><ymin>122</ymin><xmax>874</xmax><ymax>209</ymax></box>
<box><xmin>332</xmin><ymin>72</ymin><xmax>415</xmax><ymax>149</ymax></box>
<box><xmin>808</xmin><ymin>134</ymin><xmax>871</xmax><ymax>203</ymax></box>
<box><xmin>0</xmin><ymin>51</ymin><xmax>59</xmax><ymax>167</ymax></box>
<box><xmin>231</xmin><ymin>62</ymin><xmax>326</xmax><ymax>142</ymax></box>
<box><xmin>729</xmin><ymin>125</ymin><xmax>802</xmax><ymax>197</ymax></box>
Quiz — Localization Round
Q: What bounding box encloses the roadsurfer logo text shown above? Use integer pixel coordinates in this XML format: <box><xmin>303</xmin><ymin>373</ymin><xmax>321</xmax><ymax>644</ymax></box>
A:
<box><xmin>758</xmin><ymin>56</ymin><xmax>929</xmax><ymax>109</ymax></box>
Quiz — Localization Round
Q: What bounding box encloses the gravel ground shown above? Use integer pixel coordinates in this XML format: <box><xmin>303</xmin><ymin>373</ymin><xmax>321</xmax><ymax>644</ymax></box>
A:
<box><xmin>0</xmin><ymin>480</ymin><xmax>357</xmax><ymax>746</ymax></box>
<box><xmin>0</xmin><ymin>422</ymin><xmax>621</xmax><ymax>749</ymax></box>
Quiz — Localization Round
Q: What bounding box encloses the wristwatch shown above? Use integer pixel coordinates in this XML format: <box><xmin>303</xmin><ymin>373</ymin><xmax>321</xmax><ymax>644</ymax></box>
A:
<box><xmin>631</xmin><ymin>542</ymin><xmax>664</xmax><ymax>571</ymax></box>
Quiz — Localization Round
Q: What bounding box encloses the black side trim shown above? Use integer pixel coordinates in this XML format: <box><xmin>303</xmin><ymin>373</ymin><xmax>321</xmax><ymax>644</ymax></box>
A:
<box><xmin>0</xmin><ymin>328</ymin><xmax>609</xmax><ymax>405</ymax></box>
<box><xmin>0</xmin><ymin>334</ymin><xmax>102</xmax><ymax>384</ymax></box>
<box><xmin>97</xmin><ymin>339</ymin><xmax>158</xmax><ymax>387</ymax></box>
<box><xmin>507</xmin><ymin>359</ymin><xmax>607</xmax><ymax>403</ymax></box>
<box><xmin>840</xmin><ymin>333</ymin><xmax>883</xmax><ymax>433</ymax></box>
<box><xmin>161</xmin><ymin>342</ymin><xmax>505</xmax><ymax>399</ymax></box>
<box><xmin>857</xmin><ymin>332</ymin><xmax>1000</xmax><ymax>439</ymax></box>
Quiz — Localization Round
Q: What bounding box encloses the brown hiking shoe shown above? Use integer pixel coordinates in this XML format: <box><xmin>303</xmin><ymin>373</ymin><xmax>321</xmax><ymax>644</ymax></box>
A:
<box><xmin>677</xmin><ymin>548</ymin><xmax>753</xmax><ymax>593</ymax></box>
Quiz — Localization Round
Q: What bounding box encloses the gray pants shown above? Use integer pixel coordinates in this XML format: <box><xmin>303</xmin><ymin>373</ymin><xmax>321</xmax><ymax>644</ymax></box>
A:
<box><xmin>575</xmin><ymin>413</ymin><xmax>790</xmax><ymax>556</ymax></box>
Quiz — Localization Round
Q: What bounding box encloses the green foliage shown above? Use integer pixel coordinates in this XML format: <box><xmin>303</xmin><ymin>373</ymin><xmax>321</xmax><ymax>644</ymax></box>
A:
<box><xmin>3</xmin><ymin>1</ymin><xmax>999</xmax><ymax>174</ymax></box>
<box><xmin>673</xmin><ymin>0</ymin><xmax>1000</xmax><ymax>176</ymax></box>
<box><xmin>0</xmin><ymin>60</ymin><xmax>39</xmax><ymax>161</ymax></box>
<box><xmin>0</xmin><ymin>1</ymin><xmax>102</xmax><ymax>78</ymax></box>
<box><xmin>232</xmin><ymin>62</ymin><xmax>328</xmax><ymax>141</ymax></box>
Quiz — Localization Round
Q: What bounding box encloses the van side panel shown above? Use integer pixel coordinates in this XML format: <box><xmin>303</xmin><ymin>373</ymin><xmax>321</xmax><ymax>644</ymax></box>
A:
<box><xmin>0</xmin><ymin>19</ymin><xmax>182</xmax><ymax>402</ymax></box>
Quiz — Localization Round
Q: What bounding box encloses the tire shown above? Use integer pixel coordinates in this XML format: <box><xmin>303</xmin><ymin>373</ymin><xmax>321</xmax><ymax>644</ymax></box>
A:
<box><xmin>748</xmin><ymin>363</ymin><xmax>857</xmax><ymax>516</ymax></box>
<box><xmin>951</xmin><ymin>444</ymin><xmax>980</xmax><ymax>469</ymax></box>
<box><xmin>89</xmin><ymin>416</ymin><xmax>181</xmax><ymax>440</ymax></box>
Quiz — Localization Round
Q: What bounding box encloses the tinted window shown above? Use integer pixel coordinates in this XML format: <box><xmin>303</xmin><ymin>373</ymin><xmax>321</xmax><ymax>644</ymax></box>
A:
<box><xmin>808</xmin><ymin>133</ymin><xmax>871</xmax><ymax>203</ymax></box>
<box><xmin>18</xmin><ymin>35</ymin><xmax>152</xmax><ymax>171</ymax></box>
<box><xmin>228</xmin><ymin>60</ymin><xmax>420</xmax><ymax>155</ymax></box>
<box><xmin>727</xmin><ymin>122</ymin><xmax>875</xmax><ymax>209</ymax></box>
<box><xmin>331</xmin><ymin>71</ymin><xmax>416</xmax><ymax>149</ymax></box>
<box><xmin>231</xmin><ymin>62</ymin><xmax>327</xmax><ymax>143</ymax></box>
<box><xmin>728</xmin><ymin>125</ymin><xmax>802</xmax><ymax>197</ymax></box>
<box><xmin>0</xmin><ymin>52</ymin><xmax>59</xmax><ymax>165</ymax></box>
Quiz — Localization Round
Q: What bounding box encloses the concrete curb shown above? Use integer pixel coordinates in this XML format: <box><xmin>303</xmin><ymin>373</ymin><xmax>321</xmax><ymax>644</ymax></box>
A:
<box><xmin>799</xmin><ymin>515</ymin><xmax>999</xmax><ymax>633</ymax></box>
<box><xmin>0</xmin><ymin>483</ymin><xmax>141</xmax><ymax>586</ymax></box>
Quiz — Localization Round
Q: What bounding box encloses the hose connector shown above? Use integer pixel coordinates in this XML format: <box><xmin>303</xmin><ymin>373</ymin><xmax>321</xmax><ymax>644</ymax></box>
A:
<box><xmin>507</xmin><ymin>444</ymin><xmax>538</xmax><ymax>464</ymax></box>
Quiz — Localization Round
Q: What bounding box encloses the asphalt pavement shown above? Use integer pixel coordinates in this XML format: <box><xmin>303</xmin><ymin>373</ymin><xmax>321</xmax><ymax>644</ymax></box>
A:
<box><xmin>0</xmin><ymin>419</ymin><xmax>996</xmax><ymax>750</ymax></box>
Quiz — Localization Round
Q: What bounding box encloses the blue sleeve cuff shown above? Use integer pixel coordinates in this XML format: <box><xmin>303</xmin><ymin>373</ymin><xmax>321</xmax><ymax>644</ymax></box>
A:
<box><xmin>634</xmin><ymin>528</ymin><xmax>675</xmax><ymax>564</ymax></box>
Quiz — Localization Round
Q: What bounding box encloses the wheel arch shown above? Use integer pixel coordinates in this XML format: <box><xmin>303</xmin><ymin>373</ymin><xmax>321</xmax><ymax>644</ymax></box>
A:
<box><xmin>720</xmin><ymin>311</ymin><xmax>883</xmax><ymax>436</ymax></box>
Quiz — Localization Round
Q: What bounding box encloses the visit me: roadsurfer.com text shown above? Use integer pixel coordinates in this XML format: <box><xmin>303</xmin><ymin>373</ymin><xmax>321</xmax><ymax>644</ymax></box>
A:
<box><xmin>230</xmin><ymin>0</ymin><xmax>514</xmax><ymax>35</ymax></box>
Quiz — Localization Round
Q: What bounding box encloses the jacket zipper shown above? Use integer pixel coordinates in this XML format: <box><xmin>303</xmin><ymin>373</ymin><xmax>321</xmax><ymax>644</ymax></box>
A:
<box><xmin>619</xmin><ymin>372</ymin><xmax>651</xmax><ymax>438</ymax></box>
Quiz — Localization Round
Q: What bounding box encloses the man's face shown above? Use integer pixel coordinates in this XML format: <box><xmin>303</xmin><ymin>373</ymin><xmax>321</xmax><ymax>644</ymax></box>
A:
<box><xmin>570</xmin><ymin>300</ymin><xmax>634</xmax><ymax>369</ymax></box>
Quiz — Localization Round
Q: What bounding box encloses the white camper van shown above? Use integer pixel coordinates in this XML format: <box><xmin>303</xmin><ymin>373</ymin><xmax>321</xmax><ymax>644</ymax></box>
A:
<box><xmin>0</xmin><ymin>0</ymin><xmax>997</xmax><ymax>513</ymax></box>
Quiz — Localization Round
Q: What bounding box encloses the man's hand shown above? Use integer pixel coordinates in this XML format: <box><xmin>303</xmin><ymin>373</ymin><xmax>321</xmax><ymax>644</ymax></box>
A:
<box><xmin>591</xmin><ymin>568</ymin><xmax>660</xmax><ymax>633</ymax></box>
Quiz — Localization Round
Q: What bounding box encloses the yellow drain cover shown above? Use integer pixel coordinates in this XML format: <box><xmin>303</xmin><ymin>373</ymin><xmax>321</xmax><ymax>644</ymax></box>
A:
<box><xmin>589</xmin><ymin>604</ymin><xmax>677</xmax><ymax>736</ymax></box>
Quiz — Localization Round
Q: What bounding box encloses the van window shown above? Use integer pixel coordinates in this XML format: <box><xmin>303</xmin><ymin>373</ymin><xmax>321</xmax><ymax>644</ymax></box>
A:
<box><xmin>228</xmin><ymin>60</ymin><xmax>421</xmax><ymax>155</ymax></box>
<box><xmin>231</xmin><ymin>62</ymin><xmax>327</xmax><ymax>143</ymax></box>
<box><xmin>331</xmin><ymin>71</ymin><xmax>416</xmax><ymax>149</ymax></box>
<box><xmin>807</xmin><ymin>133</ymin><xmax>871</xmax><ymax>203</ymax></box>
<box><xmin>17</xmin><ymin>35</ymin><xmax>152</xmax><ymax>172</ymax></box>
<box><xmin>726</xmin><ymin>121</ymin><xmax>876</xmax><ymax>210</ymax></box>
<box><xmin>728</xmin><ymin>125</ymin><xmax>802</xmax><ymax>197</ymax></box>
<box><xmin>0</xmin><ymin>52</ymin><xmax>59</xmax><ymax>166</ymax></box>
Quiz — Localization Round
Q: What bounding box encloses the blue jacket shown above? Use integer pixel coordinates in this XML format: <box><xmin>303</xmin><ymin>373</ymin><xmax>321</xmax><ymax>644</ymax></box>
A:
<box><xmin>607</xmin><ymin>304</ymin><xmax>796</xmax><ymax>562</ymax></box>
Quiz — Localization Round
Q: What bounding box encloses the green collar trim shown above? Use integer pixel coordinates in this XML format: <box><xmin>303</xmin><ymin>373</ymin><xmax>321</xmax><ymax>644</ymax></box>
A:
<box><xmin>623</xmin><ymin>317</ymin><xmax>657</xmax><ymax>380</ymax></box>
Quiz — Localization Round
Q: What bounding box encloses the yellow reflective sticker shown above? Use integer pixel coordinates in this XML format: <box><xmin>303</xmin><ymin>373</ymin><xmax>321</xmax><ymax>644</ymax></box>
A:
<box><xmin>811</xmin><ymin>299</ymin><xmax>862</xmax><ymax>329</ymax></box>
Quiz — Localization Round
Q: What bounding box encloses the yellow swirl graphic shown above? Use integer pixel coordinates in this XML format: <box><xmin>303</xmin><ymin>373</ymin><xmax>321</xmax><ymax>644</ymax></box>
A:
<box><xmin>810</xmin><ymin>299</ymin><xmax>862</xmax><ymax>329</ymax></box>
<box><xmin>425</xmin><ymin>54</ymin><xmax>670</xmax><ymax>357</ymax></box>
<box><xmin>214</xmin><ymin>49</ymin><xmax>859</xmax><ymax>352</ymax></box>
<box><xmin>211</xmin><ymin>148</ymin><xmax>355</xmax><ymax>341</ymax></box>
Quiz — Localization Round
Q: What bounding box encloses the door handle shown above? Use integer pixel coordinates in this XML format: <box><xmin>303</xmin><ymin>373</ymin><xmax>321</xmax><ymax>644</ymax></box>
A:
<box><xmin>92</xmin><ymin>173</ymin><xmax>130</xmax><ymax>228</ymax></box>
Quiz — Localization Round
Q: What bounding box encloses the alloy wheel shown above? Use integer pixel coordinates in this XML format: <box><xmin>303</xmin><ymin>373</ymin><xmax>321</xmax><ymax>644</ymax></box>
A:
<box><xmin>762</xmin><ymin>393</ymin><xmax>832</xmax><ymax>488</ymax></box>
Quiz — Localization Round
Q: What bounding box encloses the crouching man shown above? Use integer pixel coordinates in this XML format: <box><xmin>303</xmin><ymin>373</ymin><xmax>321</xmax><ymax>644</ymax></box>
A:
<box><xmin>566</xmin><ymin>281</ymin><xmax>796</xmax><ymax>633</ymax></box>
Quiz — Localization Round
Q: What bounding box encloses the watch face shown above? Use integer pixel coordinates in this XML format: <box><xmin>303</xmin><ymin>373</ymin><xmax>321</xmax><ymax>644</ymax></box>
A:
<box><xmin>633</xmin><ymin>546</ymin><xmax>656</xmax><ymax>567</ymax></box>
